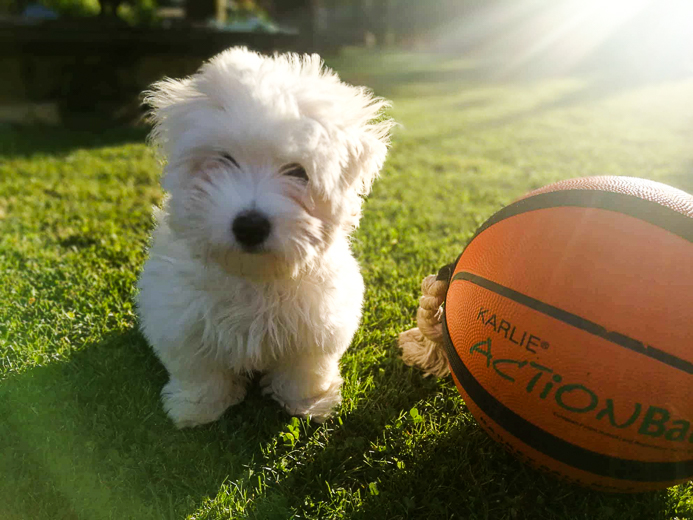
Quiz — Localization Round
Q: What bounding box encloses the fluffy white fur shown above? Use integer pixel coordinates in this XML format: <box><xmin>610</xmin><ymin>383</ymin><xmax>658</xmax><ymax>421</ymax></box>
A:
<box><xmin>136</xmin><ymin>47</ymin><xmax>393</xmax><ymax>428</ymax></box>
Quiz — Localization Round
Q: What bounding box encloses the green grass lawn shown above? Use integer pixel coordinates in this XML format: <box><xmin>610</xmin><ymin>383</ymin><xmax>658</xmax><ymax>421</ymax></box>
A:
<box><xmin>1</xmin><ymin>51</ymin><xmax>692</xmax><ymax>520</ymax></box>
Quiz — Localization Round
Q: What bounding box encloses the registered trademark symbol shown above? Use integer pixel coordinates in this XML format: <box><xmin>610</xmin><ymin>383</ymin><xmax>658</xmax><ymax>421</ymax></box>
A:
<box><xmin>541</xmin><ymin>341</ymin><xmax>550</xmax><ymax>350</ymax></box>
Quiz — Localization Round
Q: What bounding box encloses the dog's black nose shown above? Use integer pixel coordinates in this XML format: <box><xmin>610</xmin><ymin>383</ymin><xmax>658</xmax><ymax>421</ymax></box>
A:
<box><xmin>232</xmin><ymin>210</ymin><xmax>271</xmax><ymax>250</ymax></box>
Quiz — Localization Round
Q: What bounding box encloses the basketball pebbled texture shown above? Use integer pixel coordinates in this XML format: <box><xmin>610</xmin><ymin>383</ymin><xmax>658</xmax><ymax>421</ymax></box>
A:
<box><xmin>522</xmin><ymin>176</ymin><xmax>693</xmax><ymax>218</ymax></box>
<box><xmin>443</xmin><ymin>176</ymin><xmax>693</xmax><ymax>492</ymax></box>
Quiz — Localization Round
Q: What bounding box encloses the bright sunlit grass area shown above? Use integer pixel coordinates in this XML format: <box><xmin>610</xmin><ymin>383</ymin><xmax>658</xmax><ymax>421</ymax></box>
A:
<box><xmin>432</xmin><ymin>0</ymin><xmax>693</xmax><ymax>81</ymax></box>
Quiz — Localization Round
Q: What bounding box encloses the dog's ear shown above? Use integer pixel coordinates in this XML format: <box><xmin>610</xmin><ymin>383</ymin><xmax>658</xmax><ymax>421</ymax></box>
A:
<box><xmin>340</xmin><ymin>108</ymin><xmax>394</xmax><ymax>230</ymax></box>
<box><xmin>144</xmin><ymin>77</ymin><xmax>192</xmax><ymax>120</ymax></box>
<box><xmin>345</xmin><ymin>114</ymin><xmax>394</xmax><ymax>198</ymax></box>
<box><xmin>143</xmin><ymin>47</ymin><xmax>260</xmax><ymax>159</ymax></box>
<box><xmin>142</xmin><ymin>77</ymin><xmax>197</xmax><ymax>157</ymax></box>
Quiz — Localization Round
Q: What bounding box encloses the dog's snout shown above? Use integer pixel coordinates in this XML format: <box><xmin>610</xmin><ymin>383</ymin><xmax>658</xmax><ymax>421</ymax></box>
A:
<box><xmin>232</xmin><ymin>210</ymin><xmax>271</xmax><ymax>249</ymax></box>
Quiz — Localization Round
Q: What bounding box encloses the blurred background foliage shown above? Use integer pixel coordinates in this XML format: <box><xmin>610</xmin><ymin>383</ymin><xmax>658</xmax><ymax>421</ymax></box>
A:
<box><xmin>34</xmin><ymin>0</ymin><xmax>100</xmax><ymax>16</ymax></box>
<box><xmin>1</xmin><ymin>0</ymin><xmax>691</xmax><ymax>124</ymax></box>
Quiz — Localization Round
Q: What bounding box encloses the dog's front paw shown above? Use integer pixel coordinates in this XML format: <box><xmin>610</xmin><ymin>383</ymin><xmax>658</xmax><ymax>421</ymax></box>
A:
<box><xmin>261</xmin><ymin>374</ymin><xmax>342</xmax><ymax>423</ymax></box>
<box><xmin>162</xmin><ymin>376</ymin><xmax>247</xmax><ymax>428</ymax></box>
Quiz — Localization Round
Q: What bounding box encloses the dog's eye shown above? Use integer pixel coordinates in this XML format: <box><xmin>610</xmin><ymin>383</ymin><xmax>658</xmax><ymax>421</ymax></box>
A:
<box><xmin>281</xmin><ymin>163</ymin><xmax>309</xmax><ymax>182</ymax></box>
<box><xmin>220</xmin><ymin>153</ymin><xmax>240</xmax><ymax>169</ymax></box>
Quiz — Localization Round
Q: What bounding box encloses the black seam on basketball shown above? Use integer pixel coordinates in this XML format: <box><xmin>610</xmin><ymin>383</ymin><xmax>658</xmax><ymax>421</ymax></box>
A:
<box><xmin>469</xmin><ymin>189</ymin><xmax>693</xmax><ymax>245</ymax></box>
<box><xmin>451</xmin><ymin>271</ymin><xmax>693</xmax><ymax>375</ymax></box>
<box><xmin>441</xmin><ymin>310</ymin><xmax>693</xmax><ymax>482</ymax></box>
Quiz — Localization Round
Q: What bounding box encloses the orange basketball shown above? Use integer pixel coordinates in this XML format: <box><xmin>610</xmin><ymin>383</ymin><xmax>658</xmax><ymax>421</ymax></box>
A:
<box><xmin>442</xmin><ymin>176</ymin><xmax>693</xmax><ymax>492</ymax></box>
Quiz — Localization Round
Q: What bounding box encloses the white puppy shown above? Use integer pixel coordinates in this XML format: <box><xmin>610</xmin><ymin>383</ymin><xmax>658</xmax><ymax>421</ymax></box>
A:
<box><xmin>136</xmin><ymin>47</ymin><xmax>392</xmax><ymax>428</ymax></box>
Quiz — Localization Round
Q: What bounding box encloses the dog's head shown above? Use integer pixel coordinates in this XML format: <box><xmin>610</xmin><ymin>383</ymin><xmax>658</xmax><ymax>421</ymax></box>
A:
<box><xmin>146</xmin><ymin>47</ymin><xmax>393</xmax><ymax>279</ymax></box>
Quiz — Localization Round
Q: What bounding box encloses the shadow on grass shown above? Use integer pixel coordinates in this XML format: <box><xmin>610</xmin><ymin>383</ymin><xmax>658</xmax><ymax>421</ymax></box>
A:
<box><xmin>204</xmin><ymin>349</ymin><xmax>684</xmax><ymax>520</ymax></box>
<box><xmin>347</xmin><ymin>423</ymin><xmax>679</xmax><ymax>520</ymax></box>
<box><xmin>0</xmin><ymin>327</ymin><xmax>444</xmax><ymax>519</ymax></box>
<box><xmin>0</xmin><ymin>126</ymin><xmax>149</xmax><ymax>159</ymax></box>
<box><xmin>0</xmin><ymin>315</ymin><xmax>442</xmax><ymax>520</ymax></box>
<box><xmin>253</xmin><ymin>403</ymin><xmax>679</xmax><ymax>519</ymax></box>
<box><xmin>0</xmin><ymin>326</ymin><xmax>686</xmax><ymax>520</ymax></box>
<box><xmin>0</xmin><ymin>328</ymin><xmax>294</xmax><ymax>520</ymax></box>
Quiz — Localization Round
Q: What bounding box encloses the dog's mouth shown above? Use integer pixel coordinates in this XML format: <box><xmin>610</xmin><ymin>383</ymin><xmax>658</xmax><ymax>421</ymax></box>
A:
<box><xmin>239</xmin><ymin>244</ymin><xmax>267</xmax><ymax>255</ymax></box>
